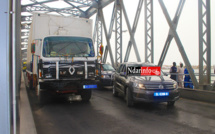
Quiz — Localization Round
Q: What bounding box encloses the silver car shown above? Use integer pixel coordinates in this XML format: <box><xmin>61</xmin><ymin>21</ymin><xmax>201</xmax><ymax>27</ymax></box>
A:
<box><xmin>113</xmin><ymin>62</ymin><xmax>179</xmax><ymax>107</ymax></box>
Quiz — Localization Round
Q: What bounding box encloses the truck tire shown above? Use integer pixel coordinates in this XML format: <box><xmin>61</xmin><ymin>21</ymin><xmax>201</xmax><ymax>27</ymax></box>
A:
<box><xmin>37</xmin><ymin>84</ymin><xmax>49</xmax><ymax>105</ymax></box>
<box><xmin>81</xmin><ymin>90</ymin><xmax>92</xmax><ymax>102</ymax></box>
<box><xmin>126</xmin><ymin>87</ymin><xmax>134</xmax><ymax>107</ymax></box>
<box><xmin>29</xmin><ymin>79</ymin><xmax>33</xmax><ymax>90</ymax></box>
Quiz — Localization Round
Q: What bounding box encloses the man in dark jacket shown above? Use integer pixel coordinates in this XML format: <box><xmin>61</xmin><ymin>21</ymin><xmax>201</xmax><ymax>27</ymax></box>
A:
<box><xmin>169</xmin><ymin>62</ymin><xmax>177</xmax><ymax>81</ymax></box>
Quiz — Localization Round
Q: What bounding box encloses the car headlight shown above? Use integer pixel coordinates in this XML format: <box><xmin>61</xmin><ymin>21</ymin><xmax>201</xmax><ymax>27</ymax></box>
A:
<box><xmin>101</xmin><ymin>75</ymin><xmax>110</xmax><ymax>78</ymax></box>
<box><xmin>101</xmin><ymin>71</ymin><xmax>107</xmax><ymax>74</ymax></box>
<box><xmin>133</xmin><ymin>82</ymin><xmax>146</xmax><ymax>89</ymax></box>
<box><xmin>173</xmin><ymin>82</ymin><xmax>178</xmax><ymax>89</ymax></box>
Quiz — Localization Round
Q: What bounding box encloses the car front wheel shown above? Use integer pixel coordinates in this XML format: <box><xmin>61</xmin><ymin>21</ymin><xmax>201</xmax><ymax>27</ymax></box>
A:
<box><xmin>113</xmin><ymin>83</ymin><xmax>118</xmax><ymax>97</ymax></box>
<box><xmin>167</xmin><ymin>101</ymin><xmax>175</xmax><ymax>106</ymax></box>
<box><xmin>126</xmin><ymin>87</ymin><xmax>134</xmax><ymax>107</ymax></box>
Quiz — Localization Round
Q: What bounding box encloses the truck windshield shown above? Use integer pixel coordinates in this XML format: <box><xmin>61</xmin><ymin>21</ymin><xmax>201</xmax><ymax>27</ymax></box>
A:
<box><xmin>42</xmin><ymin>36</ymin><xmax>95</xmax><ymax>57</ymax></box>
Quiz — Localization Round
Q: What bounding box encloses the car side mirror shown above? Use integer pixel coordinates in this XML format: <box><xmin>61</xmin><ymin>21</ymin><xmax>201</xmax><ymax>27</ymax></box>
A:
<box><xmin>120</xmin><ymin>72</ymin><xmax>126</xmax><ymax>76</ymax></box>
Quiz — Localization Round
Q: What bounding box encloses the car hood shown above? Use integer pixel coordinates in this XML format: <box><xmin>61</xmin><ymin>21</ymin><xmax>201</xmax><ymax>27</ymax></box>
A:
<box><xmin>130</xmin><ymin>75</ymin><xmax>175</xmax><ymax>84</ymax></box>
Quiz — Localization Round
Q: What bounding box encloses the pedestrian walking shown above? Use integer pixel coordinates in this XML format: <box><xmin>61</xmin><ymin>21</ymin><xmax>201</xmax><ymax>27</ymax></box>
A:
<box><xmin>169</xmin><ymin>62</ymin><xmax>177</xmax><ymax>81</ymax></box>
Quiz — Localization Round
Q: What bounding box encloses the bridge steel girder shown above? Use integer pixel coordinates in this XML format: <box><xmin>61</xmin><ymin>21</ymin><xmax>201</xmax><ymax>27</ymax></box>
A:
<box><xmin>115</xmin><ymin>0</ymin><xmax>122</xmax><ymax>66</ymax></box>
<box><xmin>22</xmin><ymin>5</ymin><xmax>81</xmax><ymax>16</ymax></box>
<box><xmin>198</xmin><ymin>0</ymin><xmax>211</xmax><ymax>89</ymax></box>
<box><xmin>99</xmin><ymin>9</ymin><xmax>115</xmax><ymax>68</ymax></box>
<box><xmin>21</xmin><ymin>16</ymin><xmax>33</xmax><ymax>22</ymax></box>
<box><xmin>85</xmin><ymin>0</ymin><xmax>115</xmax><ymax>18</ymax></box>
<box><xmin>23</xmin><ymin>0</ymin><xmax>69</xmax><ymax>16</ymax></box>
<box><xmin>158</xmin><ymin>0</ymin><xmax>199</xmax><ymax>89</ymax></box>
<box><xmin>21</xmin><ymin>32</ymin><xmax>29</xmax><ymax>36</ymax></box>
<box><xmin>21</xmin><ymin>38</ymin><xmax>28</xmax><ymax>43</ymax></box>
<box><xmin>21</xmin><ymin>0</ymin><xmax>58</xmax><ymax>7</ymax></box>
<box><xmin>119</xmin><ymin>0</ymin><xmax>141</xmax><ymax>62</ymax></box>
<box><xmin>67</xmin><ymin>0</ymin><xmax>92</xmax><ymax>6</ymax></box>
<box><xmin>124</xmin><ymin>0</ymin><xmax>144</xmax><ymax>62</ymax></box>
<box><xmin>158</xmin><ymin>0</ymin><xmax>185</xmax><ymax>67</ymax></box>
<box><xmin>21</xmin><ymin>24</ymin><xmax>31</xmax><ymax>30</ymax></box>
<box><xmin>96</xmin><ymin>12</ymin><xmax>103</xmax><ymax>64</ymax></box>
<box><xmin>103</xmin><ymin>4</ymin><xmax>115</xmax><ymax>64</ymax></box>
<box><xmin>144</xmin><ymin>0</ymin><xmax>154</xmax><ymax>63</ymax></box>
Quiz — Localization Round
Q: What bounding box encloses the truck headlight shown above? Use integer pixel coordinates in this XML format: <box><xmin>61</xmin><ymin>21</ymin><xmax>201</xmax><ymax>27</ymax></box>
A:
<box><xmin>45</xmin><ymin>73</ymin><xmax>52</xmax><ymax>78</ymax></box>
<box><xmin>77</xmin><ymin>71</ymin><xmax>83</xmax><ymax>75</ymax></box>
<box><xmin>89</xmin><ymin>72</ymin><xmax>94</xmax><ymax>76</ymax></box>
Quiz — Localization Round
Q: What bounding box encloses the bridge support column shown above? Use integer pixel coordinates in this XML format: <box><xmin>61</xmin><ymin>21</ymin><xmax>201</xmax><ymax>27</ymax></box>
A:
<box><xmin>115</xmin><ymin>0</ymin><xmax>122</xmax><ymax>67</ymax></box>
<box><xmin>144</xmin><ymin>0</ymin><xmax>154</xmax><ymax>63</ymax></box>
<box><xmin>198</xmin><ymin>0</ymin><xmax>211</xmax><ymax>90</ymax></box>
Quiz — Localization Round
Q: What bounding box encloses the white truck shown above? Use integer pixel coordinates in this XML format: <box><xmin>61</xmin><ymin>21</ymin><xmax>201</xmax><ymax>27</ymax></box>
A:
<box><xmin>25</xmin><ymin>13</ymin><xmax>97</xmax><ymax>101</ymax></box>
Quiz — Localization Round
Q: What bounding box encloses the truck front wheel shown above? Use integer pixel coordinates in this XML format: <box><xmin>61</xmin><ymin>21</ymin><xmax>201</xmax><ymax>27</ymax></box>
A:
<box><xmin>81</xmin><ymin>90</ymin><xmax>92</xmax><ymax>102</ymax></box>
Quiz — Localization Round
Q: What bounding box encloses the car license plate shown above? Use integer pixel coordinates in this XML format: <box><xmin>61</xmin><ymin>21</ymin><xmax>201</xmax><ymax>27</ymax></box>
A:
<box><xmin>154</xmin><ymin>92</ymin><xmax>169</xmax><ymax>96</ymax></box>
<box><xmin>83</xmin><ymin>85</ymin><xmax>97</xmax><ymax>89</ymax></box>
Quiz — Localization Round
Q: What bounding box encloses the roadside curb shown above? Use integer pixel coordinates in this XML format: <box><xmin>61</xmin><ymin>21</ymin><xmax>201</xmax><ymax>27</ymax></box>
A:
<box><xmin>179</xmin><ymin>88</ymin><xmax>215</xmax><ymax>103</ymax></box>
<box><xmin>20</xmin><ymin>74</ymin><xmax>37</xmax><ymax>134</ymax></box>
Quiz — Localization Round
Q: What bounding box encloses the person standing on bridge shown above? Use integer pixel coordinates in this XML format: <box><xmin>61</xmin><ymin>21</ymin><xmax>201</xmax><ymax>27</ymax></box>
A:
<box><xmin>177</xmin><ymin>62</ymin><xmax>184</xmax><ymax>88</ymax></box>
<box><xmin>169</xmin><ymin>62</ymin><xmax>177</xmax><ymax>81</ymax></box>
<box><xmin>184</xmin><ymin>67</ymin><xmax>194</xmax><ymax>89</ymax></box>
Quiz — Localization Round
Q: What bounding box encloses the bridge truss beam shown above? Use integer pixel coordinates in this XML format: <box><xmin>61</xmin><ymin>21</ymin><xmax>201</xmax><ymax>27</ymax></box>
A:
<box><xmin>158</xmin><ymin>0</ymin><xmax>185</xmax><ymax>67</ymax></box>
<box><xmin>144</xmin><ymin>0</ymin><xmax>154</xmax><ymax>63</ymax></box>
<box><xmin>124</xmin><ymin>0</ymin><xmax>143</xmax><ymax>62</ymax></box>
<box><xmin>198</xmin><ymin>0</ymin><xmax>211</xmax><ymax>89</ymax></box>
<box><xmin>115</xmin><ymin>0</ymin><xmax>123</xmax><ymax>66</ymax></box>
<box><xmin>158</xmin><ymin>0</ymin><xmax>199</xmax><ymax>89</ymax></box>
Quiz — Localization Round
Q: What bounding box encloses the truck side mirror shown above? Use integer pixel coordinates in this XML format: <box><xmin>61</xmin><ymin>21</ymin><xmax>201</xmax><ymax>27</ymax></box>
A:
<box><xmin>31</xmin><ymin>43</ymin><xmax>35</xmax><ymax>53</ymax></box>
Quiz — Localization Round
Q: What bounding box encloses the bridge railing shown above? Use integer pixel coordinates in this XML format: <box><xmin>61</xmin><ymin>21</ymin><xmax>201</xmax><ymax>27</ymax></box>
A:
<box><xmin>164</xmin><ymin>72</ymin><xmax>215</xmax><ymax>91</ymax></box>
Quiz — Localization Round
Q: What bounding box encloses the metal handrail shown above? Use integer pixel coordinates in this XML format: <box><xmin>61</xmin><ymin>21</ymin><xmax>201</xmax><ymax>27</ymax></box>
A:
<box><xmin>164</xmin><ymin>72</ymin><xmax>215</xmax><ymax>88</ymax></box>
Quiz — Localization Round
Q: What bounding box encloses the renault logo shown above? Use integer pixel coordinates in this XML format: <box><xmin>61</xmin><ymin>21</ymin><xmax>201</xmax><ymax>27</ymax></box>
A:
<box><xmin>159</xmin><ymin>85</ymin><xmax>164</xmax><ymax>89</ymax></box>
<box><xmin>69</xmin><ymin>66</ymin><xmax>75</xmax><ymax>75</ymax></box>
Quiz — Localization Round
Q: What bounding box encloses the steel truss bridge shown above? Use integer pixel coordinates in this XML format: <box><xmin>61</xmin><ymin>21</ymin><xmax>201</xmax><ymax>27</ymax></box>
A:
<box><xmin>20</xmin><ymin>0</ymin><xmax>213</xmax><ymax>90</ymax></box>
<box><xmin>0</xmin><ymin>0</ymin><xmax>213</xmax><ymax>133</ymax></box>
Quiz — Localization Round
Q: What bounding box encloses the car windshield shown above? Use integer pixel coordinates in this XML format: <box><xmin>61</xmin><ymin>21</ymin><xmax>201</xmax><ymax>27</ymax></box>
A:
<box><xmin>102</xmin><ymin>64</ymin><xmax>115</xmax><ymax>71</ymax></box>
<box><xmin>42</xmin><ymin>36</ymin><xmax>95</xmax><ymax>57</ymax></box>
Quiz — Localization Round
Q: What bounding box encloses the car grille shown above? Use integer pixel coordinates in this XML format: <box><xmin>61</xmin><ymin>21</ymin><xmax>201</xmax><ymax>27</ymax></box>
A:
<box><xmin>144</xmin><ymin>84</ymin><xmax>174</xmax><ymax>89</ymax></box>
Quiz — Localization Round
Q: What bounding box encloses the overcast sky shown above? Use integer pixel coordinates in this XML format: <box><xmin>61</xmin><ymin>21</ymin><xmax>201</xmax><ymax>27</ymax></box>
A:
<box><xmin>95</xmin><ymin>0</ymin><xmax>215</xmax><ymax>66</ymax></box>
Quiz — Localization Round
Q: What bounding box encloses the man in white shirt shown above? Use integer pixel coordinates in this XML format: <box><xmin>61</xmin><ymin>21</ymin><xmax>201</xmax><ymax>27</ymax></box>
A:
<box><xmin>177</xmin><ymin>63</ymin><xmax>184</xmax><ymax>88</ymax></box>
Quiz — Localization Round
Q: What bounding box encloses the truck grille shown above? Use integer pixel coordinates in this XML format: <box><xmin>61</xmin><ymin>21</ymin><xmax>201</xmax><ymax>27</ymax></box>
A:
<box><xmin>42</xmin><ymin>65</ymin><xmax>95</xmax><ymax>79</ymax></box>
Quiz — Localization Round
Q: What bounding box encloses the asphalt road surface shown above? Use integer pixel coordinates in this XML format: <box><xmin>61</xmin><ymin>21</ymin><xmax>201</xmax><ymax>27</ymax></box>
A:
<box><xmin>27</xmin><ymin>88</ymin><xmax>215</xmax><ymax>134</ymax></box>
